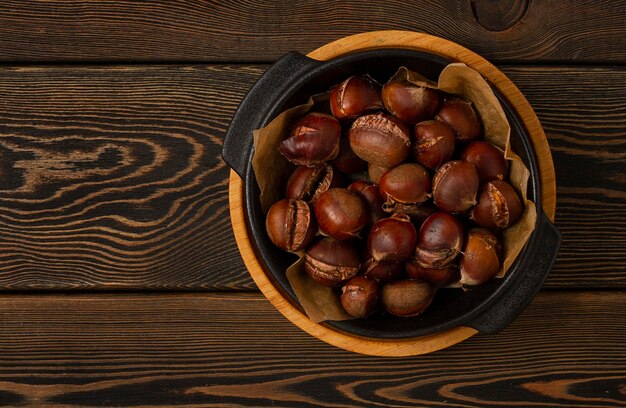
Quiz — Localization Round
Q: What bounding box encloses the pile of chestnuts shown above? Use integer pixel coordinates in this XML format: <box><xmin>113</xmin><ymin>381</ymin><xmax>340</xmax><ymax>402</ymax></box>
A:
<box><xmin>265</xmin><ymin>72</ymin><xmax>523</xmax><ymax>319</ymax></box>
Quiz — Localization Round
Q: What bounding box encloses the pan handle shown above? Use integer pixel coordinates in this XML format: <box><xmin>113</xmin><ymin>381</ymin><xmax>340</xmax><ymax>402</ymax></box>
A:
<box><xmin>221</xmin><ymin>51</ymin><xmax>320</xmax><ymax>179</ymax></box>
<box><xmin>467</xmin><ymin>210</ymin><xmax>561</xmax><ymax>334</ymax></box>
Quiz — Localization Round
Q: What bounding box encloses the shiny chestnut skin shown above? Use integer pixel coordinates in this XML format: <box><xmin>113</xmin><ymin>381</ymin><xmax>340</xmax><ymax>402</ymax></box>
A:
<box><xmin>332</xmin><ymin>136</ymin><xmax>368</xmax><ymax>174</ymax></box>
<box><xmin>436</xmin><ymin>97</ymin><xmax>481</xmax><ymax>142</ymax></box>
<box><xmin>341</xmin><ymin>276</ymin><xmax>379</xmax><ymax>318</ymax></box>
<box><xmin>379</xmin><ymin>163</ymin><xmax>431</xmax><ymax>207</ymax></box>
<box><xmin>348</xmin><ymin>180</ymin><xmax>386</xmax><ymax>225</ymax></box>
<box><xmin>349</xmin><ymin>112</ymin><xmax>411</xmax><ymax>168</ymax></box>
<box><xmin>364</xmin><ymin>259</ymin><xmax>405</xmax><ymax>283</ymax></box>
<box><xmin>459</xmin><ymin>228</ymin><xmax>501</xmax><ymax>286</ymax></box>
<box><xmin>413</xmin><ymin>120</ymin><xmax>456</xmax><ymax>170</ymax></box>
<box><xmin>330</xmin><ymin>75</ymin><xmax>383</xmax><ymax>120</ymax></box>
<box><xmin>415</xmin><ymin>212</ymin><xmax>464</xmax><ymax>268</ymax></box>
<box><xmin>405</xmin><ymin>259</ymin><xmax>459</xmax><ymax>287</ymax></box>
<box><xmin>285</xmin><ymin>163</ymin><xmax>336</xmax><ymax>204</ymax></box>
<box><xmin>381</xmin><ymin>279</ymin><xmax>435</xmax><ymax>317</ymax></box>
<box><xmin>432</xmin><ymin>160</ymin><xmax>479</xmax><ymax>213</ymax></box>
<box><xmin>314</xmin><ymin>188</ymin><xmax>368</xmax><ymax>240</ymax></box>
<box><xmin>266</xmin><ymin>199</ymin><xmax>316</xmax><ymax>252</ymax></box>
<box><xmin>471</xmin><ymin>180</ymin><xmax>522</xmax><ymax>229</ymax></box>
<box><xmin>305</xmin><ymin>238</ymin><xmax>361</xmax><ymax>286</ymax></box>
<box><xmin>460</xmin><ymin>141</ymin><xmax>508</xmax><ymax>183</ymax></box>
<box><xmin>368</xmin><ymin>163</ymin><xmax>389</xmax><ymax>184</ymax></box>
<box><xmin>382</xmin><ymin>81</ymin><xmax>441</xmax><ymax>124</ymax></box>
<box><xmin>368</xmin><ymin>213</ymin><xmax>417</xmax><ymax>262</ymax></box>
<box><xmin>279</xmin><ymin>112</ymin><xmax>341</xmax><ymax>166</ymax></box>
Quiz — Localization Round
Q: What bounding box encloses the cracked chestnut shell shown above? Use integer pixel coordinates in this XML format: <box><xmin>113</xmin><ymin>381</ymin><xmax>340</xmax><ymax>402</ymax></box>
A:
<box><xmin>413</xmin><ymin>120</ymin><xmax>456</xmax><ymax>170</ymax></box>
<box><xmin>382</xmin><ymin>80</ymin><xmax>441</xmax><ymax>124</ymax></box>
<box><xmin>415</xmin><ymin>212</ymin><xmax>464</xmax><ymax>268</ymax></box>
<box><xmin>368</xmin><ymin>213</ymin><xmax>417</xmax><ymax>262</ymax></box>
<box><xmin>363</xmin><ymin>259</ymin><xmax>405</xmax><ymax>283</ymax></box>
<box><xmin>405</xmin><ymin>259</ymin><xmax>459</xmax><ymax>287</ymax></box>
<box><xmin>330</xmin><ymin>75</ymin><xmax>383</xmax><ymax>120</ymax></box>
<box><xmin>459</xmin><ymin>228</ymin><xmax>501</xmax><ymax>286</ymax></box>
<box><xmin>349</xmin><ymin>112</ymin><xmax>411</xmax><ymax>168</ymax></box>
<box><xmin>348</xmin><ymin>180</ymin><xmax>386</xmax><ymax>225</ymax></box>
<box><xmin>379</xmin><ymin>163</ymin><xmax>431</xmax><ymax>209</ymax></box>
<box><xmin>305</xmin><ymin>237</ymin><xmax>361</xmax><ymax>286</ymax></box>
<box><xmin>381</xmin><ymin>279</ymin><xmax>435</xmax><ymax>317</ymax></box>
<box><xmin>265</xmin><ymin>199</ymin><xmax>316</xmax><ymax>252</ymax></box>
<box><xmin>341</xmin><ymin>276</ymin><xmax>379</xmax><ymax>318</ymax></box>
<box><xmin>432</xmin><ymin>160</ymin><xmax>479</xmax><ymax>213</ymax></box>
<box><xmin>460</xmin><ymin>141</ymin><xmax>508</xmax><ymax>183</ymax></box>
<box><xmin>279</xmin><ymin>112</ymin><xmax>341</xmax><ymax>166</ymax></box>
<box><xmin>314</xmin><ymin>188</ymin><xmax>368</xmax><ymax>240</ymax></box>
<box><xmin>471</xmin><ymin>180</ymin><xmax>523</xmax><ymax>229</ymax></box>
<box><xmin>436</xmin><ymin>97</ymin><xmax>481</xmax><ymax>142</ymax></box>
<box><xmin>285</xmin><ymin>163</ymin><xmax>336</xmax><ymax>204</ymax></box>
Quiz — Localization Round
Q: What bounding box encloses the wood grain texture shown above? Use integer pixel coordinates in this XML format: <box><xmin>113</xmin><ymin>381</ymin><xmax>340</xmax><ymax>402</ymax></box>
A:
<box><xmin>0</xmin><ymin>292</ymin><xmax>624</xmax><ymax>407</ymax></box>
<box><xmin>0</xmin><ymin>0</ymin><xmax>625</xmax><ymax>63</ymax></box>
<box><xmin>0</xmin><ymin>65</ymin><xmax>624</xmax><ymax>290</ymax></box>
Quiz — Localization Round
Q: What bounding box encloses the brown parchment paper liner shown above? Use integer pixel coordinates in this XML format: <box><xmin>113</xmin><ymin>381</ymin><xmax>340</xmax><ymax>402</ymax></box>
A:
<box><xmin>252</xmin><ymin>63</ymin><xmax>536</xmax><ymax>323</ymax></box>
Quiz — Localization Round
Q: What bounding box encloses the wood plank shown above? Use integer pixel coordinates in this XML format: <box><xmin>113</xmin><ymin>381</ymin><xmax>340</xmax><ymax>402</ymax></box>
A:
<box><xmin>0</xmin><ymin>1</ymin><xmax>625</xmax><ymax>63</ymax></box>
<box><xmin>0</xmin><ymin>292</ymin><xmax>624</xmax><ymax>407</ymax></box>
<box><xmin>0</xmin><ymin>65</ymin><xmax>624</xmax><ymax>290</ymax></box>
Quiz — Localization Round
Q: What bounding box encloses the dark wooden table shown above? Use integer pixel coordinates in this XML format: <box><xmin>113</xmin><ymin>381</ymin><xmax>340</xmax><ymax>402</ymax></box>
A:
<box><xmin>0</xmin><ymin>1</ymin><xmax>625</xmax><ymax>406</ymax></box>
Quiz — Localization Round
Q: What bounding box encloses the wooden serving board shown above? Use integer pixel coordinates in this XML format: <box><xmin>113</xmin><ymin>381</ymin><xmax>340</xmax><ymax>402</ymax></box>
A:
<box><xmin>228</xmin><ymin>31</ymin><xmax>557</xmax><ymax>356</ymax></box>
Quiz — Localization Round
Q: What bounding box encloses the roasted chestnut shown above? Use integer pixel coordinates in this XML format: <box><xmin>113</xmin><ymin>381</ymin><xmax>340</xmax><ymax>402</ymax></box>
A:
<box><xmin>432</xmin><ymin>160</ymin><xmax>479</xmax><ymax>213</ymax></box>
<box><xmin>415</xmin><ymin>212</ymin><xmax>464</xmax><ymax>268</ymax></box>
<box><xmin>266</xmin><ymin>199</ymin><xmax>316</xmax><ymax>252</ymax></box>
<box><xmin>471</xmin><ymin>180</ymin><xmax>523</xmax><ymax>229</ymax></box>
<box><xmin>330</xmin><ymin>75</ymin><xmax>383</xmax><ymax>120</ymax></box>
<box><xmin>460</xmin><ymin>141</ymin><xmax>508</xmax><ymax>183</ymax></box>
<box><xmin>285</xmin><ymin>163</ymin><xmax>334</xmax><ymax>203</ymax></box>
<box><xmin>332</xmin><ymin>136</ymin><xmax>368</xmax><ymax>174</ymax></box>
<box><xmin>405</xmin><ymin>259</ymin><xmax>459</xmax><ymax>287</ymax></box>
<box><xmin>363</xmin><ymin>259</ymin><xmax>405</xmax><ymax>283</ymax></box>
<box><xmin>348</xmin><ymin>180</ymin><xmax>386</xmax><ymax>225</ymax></box>
<box><xmin>314</xmin><ymin>188</ymin><xmax>368</xmax><ymax>240</ymax></box>
<box><xmin>379</xmin><ymin>163</ymin><xmax>431</xmax><ymax>208</ymax></box>
<box><xmin>279</xmin><ymin>112</ymin><xmax>341</xmax><ymax>166</ymax></box>
<box><xmin>459</xmin><ymin>228</ymin><xmax>501</xmax><ymax>286</ymax></box>
<box><xmin>413</xmin><ymin>120</ymin><xmax>456</xmax><ymax>170</ymax></box>
<box><xmin>368</xmin><ymin>213</ymin><xmax>417</xmax><ymax>262</ymax></box>
<box><xmin>436</xmin><ymin>97</ymin><xmax>481</xmax><ymax>142</ymax></box>
<box><xmin>340</xmin><ymin>276</ymin><xmax>379</xmax><ymax>318</ymax></box>
<box><xmin>349</xmin><ymin>112</ymin><xmax>411</xmax><ymax>168</ymax></box>
<box><xmin>381</xmin><ymin>279</ymin><xmax>435</xmax><ymax>317</ymax></box>
<box><xmin>305</xmin><ymin>238</ymin><xmax>361</xmax><ymax>286</ymax></box>
<box><xmin>382</xmin><ymin>80</ymin><xmax>440</xmax><ymax>124</ymax></box>
<box><xmin>368</xmin><ymin>163</ymin><xmax>389</xmax><ymax>184</ymax></box>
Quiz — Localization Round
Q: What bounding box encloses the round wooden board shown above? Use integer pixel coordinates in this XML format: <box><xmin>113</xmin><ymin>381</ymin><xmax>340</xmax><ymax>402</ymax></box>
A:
<box><xmin>228</xmin><ymin>31</ymin><xmax>557</xmax><ymax>356</ymax></box>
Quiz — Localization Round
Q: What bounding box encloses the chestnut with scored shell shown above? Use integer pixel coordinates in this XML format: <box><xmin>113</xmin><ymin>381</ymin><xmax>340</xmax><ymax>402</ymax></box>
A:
<box><xmin>279</xmin><ymin>112</ymin><xmax>341</xmax><ymax>166</ymax></box>
<box><xmin>349</xmin><ymin>112</ymin><xmax>411</xmax><ymax>168</ymax></box>
<box><xmin>436</xmin><ymin>97</ymin><xmax>481</xmax><ymax>142</ymax></box>
<box><xmin>460</xmin><ymin>141</ymin><xmax>508</xmax><ymax>183</ymax></box>
<box><xmin>305</xmin><ymin>237</ymin><xmax>361</xmax><ymax>287</ymax></box>
<box><xmin>471</xmin><ymin>180</ymin><xmax>522</xmax><ymax>229</ymax></box>
<box><xmin>415</xmin><ymin>212</ymin><xmax>464</xmax><ymax>268</ymax></box>
<box><xmin>314</xmin><ymin>188</ymin><xmax>368</xmax><ymax>240</ymax></box>
<box><xmin>460</xmin><ymin>228</ymin><xmax>501</xmax><ymax>286</ymax></box>
<box><xmin>330</xmin><ymin>75</ymin><xmax>383</xmax><ymax>120</ymax></box>
<box><xmin>348</xmin><ymin>180</ymin><xmax>386</xmax><ymax>225</ymax></box>
<box><xmin>382</xmin><ymin>80</ymin><xmax>441</xmax><ymax>124</ymax></box>
<box><xmin>413</xmin><ymin>120</ymin><xmax>456</xmax><ymax>170</ymax></box>
<box><xmin>266</xmin><ymin>199</ymin><xmax>316</xmax><ymax>252</ymax></box>
<box><xmin>285</xmin><ymin>163</ymin><xmax>335</xmax><ymax>203</ymax></box>
<box><xmin>368</xmin><ymin>213</ymin><xmax>417</xmax><ymax>262</ymax></box>
<box><xmin>432</xmin><ymin>160</ymin><xmax>479</xmax><ymax>213</ymax></box>
<box><xmin>341</xmin><ymin>276</ymin><xmax>379</xmax><ymax>318</ymax></box>
<box><xmin>381</xmin><ymin>279</ymin><xmax>435</xmax><ymax>317</ymax></box>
